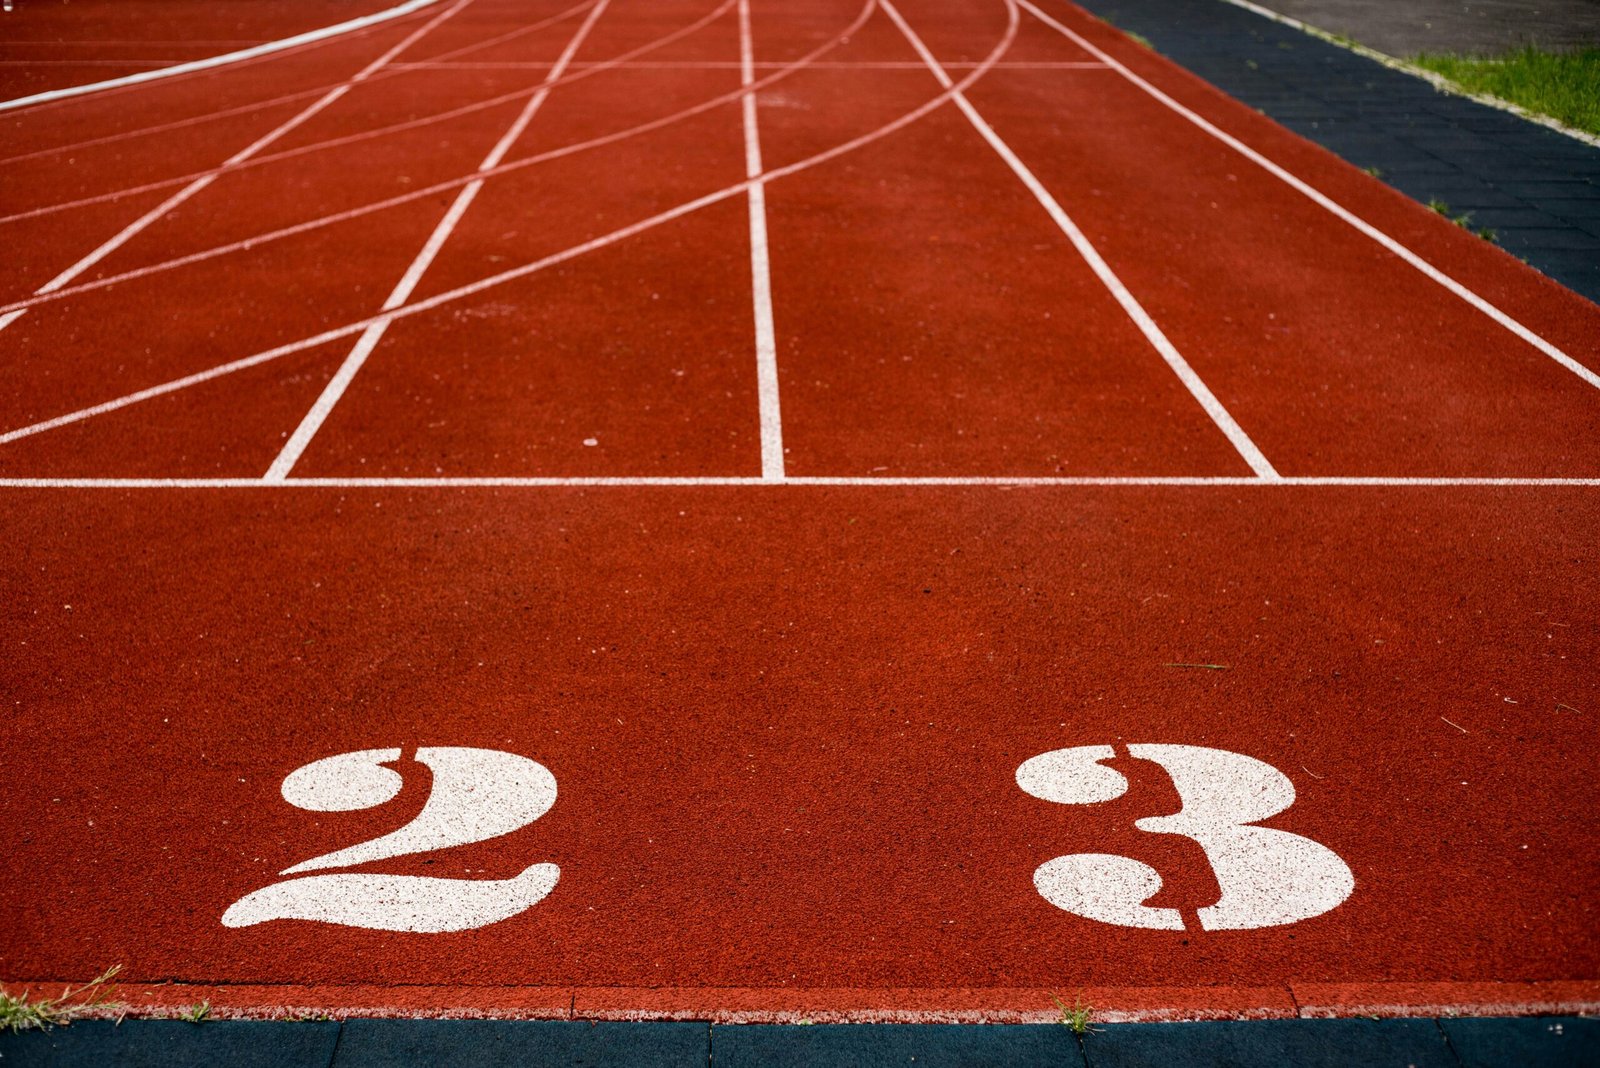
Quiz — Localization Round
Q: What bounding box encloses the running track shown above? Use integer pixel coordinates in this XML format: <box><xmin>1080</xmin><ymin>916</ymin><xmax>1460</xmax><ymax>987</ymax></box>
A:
<box><xmin>1</xmin><ymin>0</ymin><xmax>1597</xmax><ymax>1024</ymax></box>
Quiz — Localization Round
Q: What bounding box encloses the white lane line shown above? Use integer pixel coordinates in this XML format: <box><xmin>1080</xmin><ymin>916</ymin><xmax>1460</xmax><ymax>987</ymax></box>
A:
<box><xmin>0</xmin><ymin>0</ymin><xmax>1023</xmax><ymax>450</ymax></box>
<box><xmin>392</xmin><ymin>59</ymin><xmax>1111</xmax><ymax>69</ymax></box>
<box><xmin>1022</xmin><ymin>0</ymin><xmax>1600</xmax><ymax>394</ymax></box>
<box><xmin>0</xmin><ymin>0</ymin><xmax>598</xmax><ymax>168</ymax></box>
<box><xmin>263</xmin><ymin>0</ymin><xmax>613</xmax><ymax>481</ymax></box>
<box><xmin>0</xmin><ymin>0</ymin><xmax>858</xmax><ymax>321</ymax></box>
<box><xmin>0</xmin><ymin>0</ymin><xmax>478</xmax><ymax>341</ymax></box>
<box><xmin>0</xmin><ymin>0</ymin><xmax>446</xmax><ymax>113</ymax></box>
<box><xmin>1</xmin><ymin>476</ymin><xmax>1596</xmax><ymax>488</ymax></box>
<box><xmin>880</xmin><ymin>0</ymin><xmax>1278</xmax><ymax>480</ymax></box>
<box><xmin>2</xmin><ymin>0</ymin><xmax>724</xmax><ymax>228</ymax></box>
<box><xmin>739</xmin><ymin>0</ymin><xmax>785</xmax><ymax>481</ymax></box>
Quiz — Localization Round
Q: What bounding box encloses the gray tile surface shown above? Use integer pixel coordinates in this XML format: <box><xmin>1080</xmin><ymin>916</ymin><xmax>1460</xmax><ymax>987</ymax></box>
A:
<box><xmin>1240</xmin><ymin>0</ymin><xmax>1600</xmax><ymax>56</ymax></box>
<box><xmin>1075</xmin><ymin>0</ymin><xmax>1600</xmax><ymax>302</ymax></box>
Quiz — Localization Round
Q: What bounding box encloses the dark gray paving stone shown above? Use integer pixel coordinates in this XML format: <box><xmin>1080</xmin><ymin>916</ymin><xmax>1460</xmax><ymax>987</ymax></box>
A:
<box><xmin>1255</xmin><ymin>0</ymin><xmax>1600</xmax><ymax>56</ymax></box>
<box><xmin>330</xmin><ymin>1020</ymin><xmax>709</xmax><ymax>1068</ymax></box>
<box><xmin>0</xmin><ymin>1020</ymin><xmax>340</xmax><ymax>1067</ymax></box>
<box><xmin>711</xmin><ymin>1024</ymin><xmax>1085</xmax><ymax>1068</ymax></box>
<box><xmin>1484</xmin><ymin>180</ymin><xmax>1597</xmax><ymax>198</ymax></box>
<box><xmin>1542</xmin><ymin>199</ymin><xmax>1600</xmax><ymax>222</ymax></box>
<box><xmin>1083</xmin><ymin>1019</ymin><xmax>1457</xmax><ymax>1068</ymax></box>
<box><xmin>1493</xmin><ymin>227</ymin><xmax>1600</xmax><ymax>251</ymax></box>
<box><xmin>1442</xmin><ymin>1016</ymin><xmax>1600</xmax><ymax>1068</ymax></box>
<box><xmin>1071</xmin><ymin>0</ymin><xmax>1600</xmax><ymax>302</ymax></box>
<box><xmin>1520</xmin><ymin>253</ymin><xmax>1600</xmax><ymax>292</ymax></box>
<box><xmin>1384</xmin><ymin>177</ymin><xmax>1525</xmax><ymax>208</ymax></box>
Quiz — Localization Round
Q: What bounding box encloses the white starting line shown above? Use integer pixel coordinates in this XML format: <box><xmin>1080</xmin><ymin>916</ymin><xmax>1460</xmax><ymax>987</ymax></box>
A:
<box><xmin>0</xmin><ymin>476</ymin><xmax>1596</xmax><ymax>489</ymax></box>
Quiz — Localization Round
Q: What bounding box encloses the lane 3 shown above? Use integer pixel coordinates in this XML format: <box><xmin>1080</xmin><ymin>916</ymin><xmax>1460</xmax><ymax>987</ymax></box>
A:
<box><xmin>2</xmin><ymin>485</ymin><xmax>1594</xmax><ymax>991</ymax></box>
<box><xmin>919</xmin><ymin>0</ymin><xmax>1600</xmax><ymax>477</ymax></box>
<box><xmin>754</xmin><ymin>0</ymin><xmax>1256</xmax><ymax>476</ymax></box>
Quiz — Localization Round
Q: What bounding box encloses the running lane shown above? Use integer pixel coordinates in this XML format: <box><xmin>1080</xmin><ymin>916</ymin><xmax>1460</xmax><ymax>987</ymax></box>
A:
<box><xmin>912</xmin><ymin>1</ymin><xmax>1600</xmax><ymax>477</ymax></box>
<box><xmin>1</xmin><ymin>486</ymin><xmax>1596</xmax><ymax>1018</ymax></box>
<box><xmin>1</xmin><ymin>0</ymin><xmax>1598</xmax><ymax>1028</ymax></box>
<box><xmin>754</xmin><ymin>1</ymin><xmax>1256</xmax><ymax>477</ymax></box>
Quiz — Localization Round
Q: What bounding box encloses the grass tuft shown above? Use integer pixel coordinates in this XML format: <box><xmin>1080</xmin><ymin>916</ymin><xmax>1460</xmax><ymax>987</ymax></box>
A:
<box><xmin>0</xmin><ymin>966</ymin><xmax>124</xmax><ymax>1033</ymax></box>
<box><xmin>1053</xmin><ymin>995</ymin><xmax>1100</xmax><ymax>1036</ymax></box>
<box><xmin>177</xmin><ymin>1000</ymin><xmax>212</xmax><ymax>1024</ymax></box>
<box><xmin>1427</xmin><ymin>199</ymin><xmax>1498</xmax><ymax>242</ymax></box>
<box><xmin>1411</xmin><ymin>47</ymin><xmax>1600</xmax><ymax>135</ymax></box>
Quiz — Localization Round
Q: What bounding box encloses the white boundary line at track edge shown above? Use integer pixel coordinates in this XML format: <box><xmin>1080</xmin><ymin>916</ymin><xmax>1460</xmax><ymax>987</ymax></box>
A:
<box><xmin>1215</xmin><ymin>0</ymin><xmax>1600</xmax><ymax>149</ymax></box>
<box><xmin>0</xmin><ymin>476</ymin><xmax>1595</xmax><ymax>488</ymax></box>
<box><xmin>1022</xmin><ymin>0</ymin><xmax>1600</xmax><ymax>395</ymax></box>
<box><xmin>0</xmin><ymin>0</ymin><xmax>481</xmax><ymax>341</ymax></box>
<box><xmin>0</xmin><ymin>0</ymin><xmax>445</xmax><ymax>113</ymax></box>
<box><xmin>880</xmin><ymin>0</ymin><xmax>1278</xmax><ymax>480</ymax></box>
<box><xmin>739</xmin><ymin>0</ymin><xmax>786</xmax><ymax>481</ymax></box>
<box><xmin>263</xmin><ymin>0</ymin><xmax>612</xmax><ymax>480</ymax></box>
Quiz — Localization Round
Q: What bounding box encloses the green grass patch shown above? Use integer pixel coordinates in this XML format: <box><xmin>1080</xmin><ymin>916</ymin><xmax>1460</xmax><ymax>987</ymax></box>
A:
<box><xmin>0</xmin><ymin>967</ymin><xmax>123</xmax><ymax>1033</ymax></box>
<box><xmin>1410</xmin><ymin>46</ymin><xmax>1600</xmax><ymax>135</ymax></box>
<box><xmin>1053</xmin><ymin>995</ymin><xmax>1100</xmax><ymax>1036</ymax></box>
<box><xmin>1427</xmin><ymin>198</ymin><xmax>1499</xmax><ymax>243</ymax></box>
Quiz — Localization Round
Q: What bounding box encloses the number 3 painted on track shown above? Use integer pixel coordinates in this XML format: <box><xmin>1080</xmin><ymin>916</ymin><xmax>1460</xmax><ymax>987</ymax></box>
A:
<box><xmin>222</xmin><ymin>747</ymin><xmax>559</xmax><ymax>933</ymax></box>
<box><xmin>1016</xmin><ymin>744</ymin><xmax>1354</xmax><ymax>931</ymax></box>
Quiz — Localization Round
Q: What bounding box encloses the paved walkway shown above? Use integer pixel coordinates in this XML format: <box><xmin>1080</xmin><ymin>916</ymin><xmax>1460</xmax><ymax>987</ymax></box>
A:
<box><xmin>3</xmin><ymin>1016</ymin><xmax>1597</xmax><ymax>1066</ymax></box>
<box><xmin>1255</xmin><ymin>0</ymin><xmax>1600</xmax><ymax>56</ymax></box>
<box><xmin>1076</xmin><ymin>0</ymin><xmax>1600</xmax><ymax>301</ymax></box>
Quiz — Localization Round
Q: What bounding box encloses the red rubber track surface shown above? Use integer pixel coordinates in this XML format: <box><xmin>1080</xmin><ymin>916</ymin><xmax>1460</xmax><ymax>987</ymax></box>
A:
<box><xmin>1</xmin><ymin>0</ymin><xmax>1597</xmax><ymax>1024</ymax></box>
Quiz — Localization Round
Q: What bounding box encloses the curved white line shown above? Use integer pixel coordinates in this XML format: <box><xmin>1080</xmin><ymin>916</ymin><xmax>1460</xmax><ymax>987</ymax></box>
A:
<box><xmin>0</xmin><ymin>0</ymin><xmax>446</xmax><ymax>114</ymax></box>
<box><xmin>1</xmin><ymin>0</ymin><xmax>736</xmax><ymax>224</ymax></box>
<box><xmin>0</xmin><ymin>0</ymin><xmax>601</xmax><ymax>166</ymax></box>
<box><xmin>0</xmin><ymin>0</ymin><xmax>483</xmax><ymax>341</ymax></box>
<box><xmin>0</xmin><ymin>0</ymin><xmax>876</xmax><ymax>318</ymax></box>
<box><xmin>0</xmin><ymin>0</ymin><xmax>1018</xmax><ymax>447</ymax></box>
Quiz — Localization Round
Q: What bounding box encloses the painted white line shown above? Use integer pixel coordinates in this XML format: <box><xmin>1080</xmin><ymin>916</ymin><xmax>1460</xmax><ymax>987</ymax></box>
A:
<box><xmin>0</xmin><ymin>0</ymin><xmax>447</xmax><ymax>113</ymax></box>
<box><xmin>0</xmin><ymin>0</ymin><xmax>1021</xmax><ymax>449</ymax></box>
<box><xmin>0</xmin><ymin>476</ymin><xmax>1595</xmax><ymax>488</ymax></box>
<box><xmin>1023</xmin><ymin>0</ymin><xmax>1600</xmax><ymax>395</ymax></box>
<box><xmin>391</xmin><ymin>59</ymin><xmax>1112</xmax><ymax>69</ymax></box>
<box><xmin>739</xmin><ymin>0</ymin><xmax>785</xmax><ymax>481</ymax></box>
<box><xmin>264</xmin><ymin>0</ymin><xmax>613</xmax><ymax>481</ymax></box>
<box><xmin>1215</xmin><ymin>0</ymin><xmax>1600</xmax><ymax>149</ymax></box>
<box><xmin>2</xmin><ymin>0</ymin><xmax>728</xmax><ymax>228</ymax></box>
<box><xmin>881</xmin><ymin>0</ymin><xmax>1278</xmax><ymax>480</ymax></box>
<box><xmin>0</xmin><ymin>0</ymin><xmax>478</xmax><ymax>341</ymax></box>
<box><xmin>0</xmin><ymin>0</ymin><xmax>874</xmax><ymax>324</ymax></box>
<box><xmin>0</xmin><ymin>0</ymin><xmax>599</xmax><ymax>168</ymax></box>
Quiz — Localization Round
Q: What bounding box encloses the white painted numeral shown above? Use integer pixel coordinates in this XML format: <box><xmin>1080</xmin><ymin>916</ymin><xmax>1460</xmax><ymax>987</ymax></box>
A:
<box><xmin>222</xmin><ymin>747</ymin><xmax>559</xmax><ymax>933</ymax></box>
<box><xmin>1016</xmin><ymin>744</ymin><xmax>1353</xmax><ymax>931</ymax></box>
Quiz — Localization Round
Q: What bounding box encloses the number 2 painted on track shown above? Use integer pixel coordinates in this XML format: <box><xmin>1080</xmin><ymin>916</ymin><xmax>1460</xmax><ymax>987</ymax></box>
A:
<box><xmin>222</xmin><ymin>747</ymin><xmax>559</xmax><ymax>933</ymax></box>
<box><xmin>1016</xmin><ymin>744</ymin><xmax>1354</xmax><ymax>930</ymax></box>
